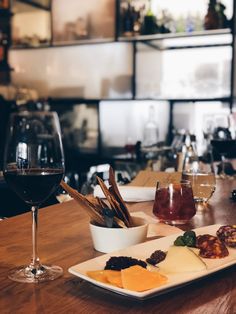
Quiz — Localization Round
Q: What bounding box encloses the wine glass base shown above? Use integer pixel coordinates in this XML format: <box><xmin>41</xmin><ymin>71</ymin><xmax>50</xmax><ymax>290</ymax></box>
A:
<box><xmin>194</xmin><ymin>199</ymin><xmax>210</xmax><ymax>211</ymax></box>
<box><xmin>162</xmin><ymin>219</ymin><xmax>190</xmax><ymax>225</ymax></box>
<box><xmin>8</xmin><ymin>264</ymin><xmax>63</xmax><ymax>283</ymax></box>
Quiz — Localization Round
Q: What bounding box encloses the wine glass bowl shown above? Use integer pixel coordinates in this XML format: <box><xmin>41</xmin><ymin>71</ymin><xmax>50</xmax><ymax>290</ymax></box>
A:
<box><xmin>3</xmin><ymin>111</ymin><xmax>64</xmax><ymax>283</ymax></box>
<box><xmin>182</xmin><ymin>171</ymin><xmax>216</xmax><ymax>204</ymax></box>
<box><xmin>182</xmin><ymin>150</ymin><xmax>216</xmax><ymax>206</ymax></box>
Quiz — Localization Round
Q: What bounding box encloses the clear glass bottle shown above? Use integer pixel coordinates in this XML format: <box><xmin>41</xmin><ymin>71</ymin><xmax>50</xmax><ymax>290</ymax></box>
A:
<box><xmin>143</xmin><ymin>105</ymin><xmax>159</xmax><ymax>147</ymax></box>
<box><xmin>182</xmin><ymin>132</ymin><xmax>199</xmax><ymax>173</ymax></box>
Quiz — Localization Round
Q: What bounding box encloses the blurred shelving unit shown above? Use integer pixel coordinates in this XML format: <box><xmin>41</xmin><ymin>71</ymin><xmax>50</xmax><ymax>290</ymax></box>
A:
<box><xmin>10</xmin><ymin>0</ymin><xmax>51</xmax><ymax>48</ymax></box>
<box><xmin>6</xmin><ymin>0</ymin><xmax>236</xmax><ymax>169</ymax></box>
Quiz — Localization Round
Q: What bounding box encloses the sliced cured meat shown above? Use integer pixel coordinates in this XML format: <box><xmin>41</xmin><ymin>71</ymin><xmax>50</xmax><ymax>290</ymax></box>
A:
<box><xmin>216</xmin><ymin>225</ymin><xmax>236</xmax><ymax>248</ymax></box>
<box><xmin>196</xmin><ymin>234</ymin><xmax>229</xmax><ymax>259</ymax></box>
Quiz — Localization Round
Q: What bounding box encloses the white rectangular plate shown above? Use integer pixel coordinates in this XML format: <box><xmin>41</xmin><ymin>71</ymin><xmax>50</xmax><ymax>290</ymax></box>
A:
<box><xmin>68</xmin><ymin>224</ymin><xmax>236</xmax><ymax>300</ymax></box>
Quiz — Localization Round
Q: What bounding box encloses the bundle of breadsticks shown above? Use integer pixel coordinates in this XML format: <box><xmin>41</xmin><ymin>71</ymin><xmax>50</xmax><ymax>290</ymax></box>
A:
<box><xmin>60</xmin><ymin>167</ymin><xmax>134</xmax><ymax>228</ymax></box>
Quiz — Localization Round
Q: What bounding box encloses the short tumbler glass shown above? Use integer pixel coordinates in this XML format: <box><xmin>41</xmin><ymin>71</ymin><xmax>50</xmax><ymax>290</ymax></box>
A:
<box><xmin>153</xmin><ymin>180</ymin><xmax>196</xmax><ymax>225</ymax></box>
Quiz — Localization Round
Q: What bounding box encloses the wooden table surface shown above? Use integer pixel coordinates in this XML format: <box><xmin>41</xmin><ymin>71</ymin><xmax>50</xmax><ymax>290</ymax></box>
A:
<box><xmin>0</xmin><ymin>179</ymin><xmax>236</xmax><ymax>314</ymax></box>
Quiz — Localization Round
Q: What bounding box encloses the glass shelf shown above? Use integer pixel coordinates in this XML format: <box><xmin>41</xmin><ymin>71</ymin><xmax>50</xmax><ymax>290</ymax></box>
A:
<box><xmin>11</xmin><ymin>42</ymin><xmax>50</xmax><ymax>49</ymax></box>
<box><xmin>10</xmin><ymin>28</ymin><xmax>233</xmax><ymax>50</ymax></box>
<box><xmin>119</xmin><ymin>28</ymin><xmax>232</xmax><ymax>41</ymax></box>
<box><xmin>48</xmin><ymin>96</ymin><xmax>232</xmax><ymax>104</ymax></box>
<box><xmin>52</xmin><ymin>37</ymin><xmax>116</xmax><ymax>47</ymax></box>
<box><xmin>11</xmin><ymin>38</ymin><xmax>116</xmax><ymax>49</ymax></box>
<box><xmin>119</xmin><ymin>28</ymin><xmax>233</xmax><ymax>49</ymax></box>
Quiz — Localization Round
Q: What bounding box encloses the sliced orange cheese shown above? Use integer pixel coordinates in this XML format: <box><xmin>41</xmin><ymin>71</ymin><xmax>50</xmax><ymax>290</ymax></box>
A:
<box><xmin>87</xmin><ymin>270</ymin><xmax>110</xmax><ymax>284</ymax></box>
<box><xmin>87</xmin><ymin>270</ymin><xmax>122</xmax><ymax>287</ymax></box>
<box><xmin>121</xmin><ymin>265</ymin><xmax>168</xmax><ymax>292</ymax></box>
<box><xmin>105</xmin><ymin>270</ymin><xmax>123</xmax><ymax>288</ymax></box>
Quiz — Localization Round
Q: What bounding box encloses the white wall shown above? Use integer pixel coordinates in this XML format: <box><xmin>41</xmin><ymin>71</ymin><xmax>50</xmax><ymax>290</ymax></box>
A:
<box><xmin>99</xmin><ymin>100</ymin><xmax>170</xmax><ymax>148</ymax></box>
<box><xmin>136</xmin><ymin>44</ymin><xmax>162</xmax><ymax>98</ymax></box>
<box><xmin>52</xmin><ymin>0</ymin><xmax>115</xmax><ymax>40</ymax></box>
<box><xmin>161</xmin><ymin>46</ymin><xmax>231</xmax><ymax>99</ymax></box>
<box><xmin>12</xmin><ymin>11</ymin><xmax>50</xmax><ymax>40</ymax></box>
<box><xmin>10</xmin><ymin>42</ymin><xmax>231</xmax><ymax>100</ymax></box>
<box><xmin>9</xmin><ymin>43</ymin><xmax>133</xmax><ymax>98</ymax></box>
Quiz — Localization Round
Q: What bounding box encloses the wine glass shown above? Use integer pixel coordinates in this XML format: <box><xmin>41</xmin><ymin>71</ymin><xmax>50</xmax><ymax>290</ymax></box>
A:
<box><xmin>182</xmin><ymin>171</ymin><xmax>216</xmax><ymax>204</ymax></box>
<box><xmin>182</xmin><ymin>158</ymin><xmax>216</xmax><ymax>212</ymax></box>
<box><xmin>182</xmin><ymin>159</ymin><xmax>216</xmax><ymax>201</ymax></box>
<box><xmin>3</xmin><ymin>111</ymin><xmax>65</xmax><ymax>283</ymax></box>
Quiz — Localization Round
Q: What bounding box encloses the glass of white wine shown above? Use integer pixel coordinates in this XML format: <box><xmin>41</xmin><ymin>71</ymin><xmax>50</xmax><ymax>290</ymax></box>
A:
<box><xmin>182</xmin><ymin>171</ymin><xmax>216</xmax><ymax>204</ymax></box>
<box><xmin>182</xmin><ymin>161</ymin><xmax>216</xmax><ymax>204</ymax></box>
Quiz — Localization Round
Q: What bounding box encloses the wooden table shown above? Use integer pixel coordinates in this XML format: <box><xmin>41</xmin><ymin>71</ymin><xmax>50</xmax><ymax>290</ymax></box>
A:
<box><xmin>0</xmin><ymin>179</ymin><xmax>236</xmax><ymax>313</ymax></box>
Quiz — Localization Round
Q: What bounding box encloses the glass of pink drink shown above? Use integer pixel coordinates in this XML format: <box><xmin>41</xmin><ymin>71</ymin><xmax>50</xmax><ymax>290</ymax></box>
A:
<box><xmin>153</xmin><ymin>180</ymin><xmax>196</xmax><ymax>225</ymax></box>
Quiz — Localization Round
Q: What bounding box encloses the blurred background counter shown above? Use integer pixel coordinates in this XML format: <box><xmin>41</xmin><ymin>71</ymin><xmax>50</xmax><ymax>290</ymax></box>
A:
<box><xmin>0</xmin><ymin>0</ymin><xmax>236</xmax><ymax>216</ymax></box>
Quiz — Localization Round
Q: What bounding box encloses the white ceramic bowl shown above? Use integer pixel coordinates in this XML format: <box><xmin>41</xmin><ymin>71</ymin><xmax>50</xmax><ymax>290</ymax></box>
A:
<box><xmin>89</xmin><ymin>216</ymin><xmax>148</xmax><ymax>253</ymax></box>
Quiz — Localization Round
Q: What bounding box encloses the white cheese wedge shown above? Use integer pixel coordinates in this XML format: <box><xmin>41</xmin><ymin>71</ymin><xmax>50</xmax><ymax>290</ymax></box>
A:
<box><xmin>158</xmin><ymin>246</ymin><xmax>206</xmax><ymax>273</ymax></box>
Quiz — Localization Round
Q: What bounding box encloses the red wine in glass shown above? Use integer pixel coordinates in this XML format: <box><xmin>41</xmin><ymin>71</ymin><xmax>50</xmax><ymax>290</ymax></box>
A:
<box><xmin>4</xmin><ymin>168</ymin><xmax>63</xmax><ymax>206</ymax></box>
<box><xmin>153</xmin><ymin>180</ymin><xmax>196</xmax><ymax>225</ymax></box>
<box><xmin>3</xmin><ymin>111</ymin><xmax>65</xmax><ymax>283</ymax></box>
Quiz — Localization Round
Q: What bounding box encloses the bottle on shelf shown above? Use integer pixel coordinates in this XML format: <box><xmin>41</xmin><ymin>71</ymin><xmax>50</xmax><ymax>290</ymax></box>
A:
<box><xmin>158</xmin><ymin>10</ymin><xmax>172</xmax><ymax>34</ymax></box>
<box><xmin>185</xmin><ymin>13</ymin><xmax>195</xmax><ymax>33</ymax></box>
<box><xmin>175</xmin><ymin>15</ymin><xmax>186</xmax><ymax>33</ymax></box>
<box><xmin>133</xmin><ymin>5</ymin><xmax>144</xmax><ymax>35</ymax></box>
<box><xmin>75</xmin><ymin>17</ymin><xmax>89</xmax><ymax>39</ymax></box>
<box><xmin>141</xmin><ymin>0</ymin><xmax>159</xmax><ymax>35</ymax></box>
<box><xmin>204</xmin><ymin>0</ymin><xmax>220</xmax><ymax>30</ymax></box>
<box><xmin>143</xmin><ymin>105</ymin><xmax>159</xmax><ymax>147</ymax></box>
<box><xmin>216</xmin><ymin>2</ymin><xmax>229</xmax><ymax>29</ymax></box>
<box><xmin>122</xmin><ymin>0</ymin><xmax>134</xmax><ymax>37</ymax></box>
<box><xmin>194</xmin><ymin>13</ymin><xmax>204</xmax><ymax>31</ymax></box>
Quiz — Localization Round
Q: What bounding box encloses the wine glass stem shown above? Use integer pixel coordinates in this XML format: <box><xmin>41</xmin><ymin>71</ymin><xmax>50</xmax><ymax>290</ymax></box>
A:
<box><xmin>31</xmin><ymin>206</ymin><xmax>41</xmax><ymax>269</ymax></box>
